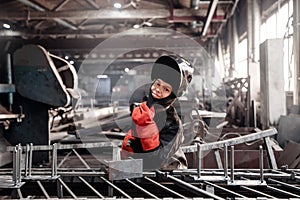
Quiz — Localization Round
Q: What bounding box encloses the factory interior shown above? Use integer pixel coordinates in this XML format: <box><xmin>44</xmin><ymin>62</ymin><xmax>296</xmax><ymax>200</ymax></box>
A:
<box><xmin>0</xmin><ymin>0</ymin><xmax>299</xmax><ymax>199</ymax></box>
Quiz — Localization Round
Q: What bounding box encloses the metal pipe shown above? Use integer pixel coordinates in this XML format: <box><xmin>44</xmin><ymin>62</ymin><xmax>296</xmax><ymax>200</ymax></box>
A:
<box><xmin>126</xmin><ymin>178</ymin><xmax>159</xmax><ymax>199</ymax></box>
<box><xmin>12</xmin><ymin>147</ymin><xmax>17</xmax><ymax>185</ymax></box>
<box><xmin>17</xmin><ymin>145</ymin><xmax>22</xmax><ymax>183</ymax></box>
<box><xmin>6</xmin><ymin>53</ymin><xmax>13</xmax><ymax>111</ymax></box>
<box><xmin>202</xmin><ymin>0</ymin><xmax>219</xmax><ymax>36</ymax></box>
<box><xmin>24</xmin><ymin>144</ymin><xmax>29</xmax><ymax>177</ymax></box>
<box><xmin>268</xmin><ymin>178</ymin><xmax>300</xmax><ymax>192</ymax></box>
<box><xmin>259</xmin><ymin>145</ymin><xmax>264</xmax><ymax>183</ymax></box>
<box><xmin>293</xmin><ymin>0</ymin><xmax>300</xmax><ymax>104</ymax></box>
<box><xmin>246</xmin><ymin>0</ymin><xmax>252</xmax><ymax>76</ymax></box>
<box><xmin>37</xmin><ymin>180</ymin><xmax>50</xmax><ymax>199</ymax></box>
<box><xmin>78</xmin><ymin>176</ymin><xmax>104</xmax><ymax>199</ymax></box>
<box><xmin>224</xmin><ymin>144</ymin><xmax>228</xmax><ymax>179</ymax></box>
<box><xmin>144</xmin><ymin>176</ymin><xmax>187</xmax><ymax>199</ymax></box>
<box><xmin>197</xmin><ymin>143</ymin><xmax>201</xmax><ymax>178</ymax></box>
<box><xmin>100</xmin><ymin>177</ymin><xmax>132</xmax><ymax>199</ymax></box>
<box><xmin>57</xmin><ymin>178</ymin><xmax>77</xmax><ymax>199</ymax></box>
<box><xmin>230</xmin><ymin>146</ymin><xmax>234</xmax><ymax>183</ymax></box>
<box><xmin>52</xmin><ymin>143</ymin><xmax>57</xmax><ymax>177</ymax></box>
<box><xmin>267</xmin><ymin>185</ymin><xmax>300</xmax><ymax>198</ymax></box>
<box><xmin>241</xmin><ymin>186</ymin><xmax>276</xmax><ymax>199</ymax></box>
<box><xmin>28</xmin><ymin>143</ymin><xmax>33</xmax><ymax>177</ymax></box>
<box><xmin>72</xmin><ymin>149</ymin><xmax>91</xmax><ymax>169</ymax></box>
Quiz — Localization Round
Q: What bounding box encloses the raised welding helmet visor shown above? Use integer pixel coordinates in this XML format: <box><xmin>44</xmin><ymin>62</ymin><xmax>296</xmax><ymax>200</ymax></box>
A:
<box><xmin>151</xmin><ymin>55</ymin><xmax>194</xmax><ymax>97</ymax></box>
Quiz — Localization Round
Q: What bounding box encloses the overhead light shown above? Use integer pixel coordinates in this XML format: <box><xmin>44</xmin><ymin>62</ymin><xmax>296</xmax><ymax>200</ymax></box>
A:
<box><xmin>113</xmin><ymin>2</ymin><xmax>122</xmax><ymax>9</ymax></box>
<box><xmin>133</xmin><ymin>24</ymin><xmax>140</xmax><ymax>29</ymax></box>
<box><xmin>124</xmin><ymin>67</ymin><xmax>129</xmax><ymax>73</ymax></box>
<box><xmin>97</xmin><ymin>74</ymin><xmax>108</xmax><ymax>79</ymax></box>
<box><xmin>64</xmin><ymin>55</ymin><xmax>69</xmax><ymax>60</ymax></box>
<box><xmin>3</xmin><ymin>23</ymin><xmax>10</xmax><ymax>29</ymax></box>
<box><xmin>69</xmin><ymin>60</ymin><xmax>74</xmax><ymax>65</ymax></box>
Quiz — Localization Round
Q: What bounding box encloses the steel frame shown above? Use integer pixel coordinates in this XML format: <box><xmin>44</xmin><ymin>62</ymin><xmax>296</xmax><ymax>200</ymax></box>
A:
<box><xmin>1</xmin><ymin>128</ymin><xmax>299</xmax><ymax>199</ymax></box>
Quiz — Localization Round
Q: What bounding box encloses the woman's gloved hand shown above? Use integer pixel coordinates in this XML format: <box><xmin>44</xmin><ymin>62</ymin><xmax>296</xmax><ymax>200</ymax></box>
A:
<box><xmin>131</xmin><ymin>102</ymin><xmax>160</xmax><ymax>151</ymax></box>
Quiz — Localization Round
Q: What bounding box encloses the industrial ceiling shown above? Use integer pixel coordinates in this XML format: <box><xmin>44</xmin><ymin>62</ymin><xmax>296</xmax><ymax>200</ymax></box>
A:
<box><xmin>0</xmin><ymin>0</ymin><xmax>238</xmax><ymax>52</ymax></box>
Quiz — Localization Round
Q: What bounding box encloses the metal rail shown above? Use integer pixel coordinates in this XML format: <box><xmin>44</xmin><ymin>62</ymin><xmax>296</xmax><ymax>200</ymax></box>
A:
<box><xmin>1</xmin><ymin>128</ymin><xmax>300</xmax><ymax>199</ymax></box>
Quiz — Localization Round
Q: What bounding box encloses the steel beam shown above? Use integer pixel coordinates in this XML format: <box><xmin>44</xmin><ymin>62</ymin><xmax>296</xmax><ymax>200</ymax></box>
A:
<box><xmin>182</xmin><ymin>128</ymin><xmax>277</xmax><ymax>152</ymax></box>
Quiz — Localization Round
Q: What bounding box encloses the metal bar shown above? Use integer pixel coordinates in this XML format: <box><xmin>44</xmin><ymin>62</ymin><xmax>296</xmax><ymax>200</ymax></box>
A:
<box><xmin>12</xmin><ymin>147</ymin><xmax>17</xmax><ymax>184</ymax></box>
<box><xmin>214</xmin><ymin>149</ymin><xmax>223</xmax><ymax>169</ymax></box>
<box><xmin>24</xmin><ymin>144</ymin><xmax>29</xmax><ymax>177</ymax></box>
<box><xmin>126</xmin><ymin>178</ymin><xmax>159</xmax><ymax>199</ymax></box>
<box><xmin>28</xmin><ymin>143</ymin><xmax>33</xmax><ymax>177</ymax></box>
<box><xmin>17</xmin><ymin>145</ymin><xmax>22</xmax><ymax>183</ymax></box>
<box><xmin>72</xmin><ymin>149</ymin><xmax>91</xmax><ymax>169</ymax></box>
<box><xmin>202</xmin><ymin>0</ymin><xmax>219</xmax><ymax>36</ymax></box>
<box><xmin>0</xmin><ymin>9</ymin><xmax>214</xmax><ymax>20</ymax></box>
<box><xmin>230</xmin><ymin>146</ymin><xmax>234</xmax><ymax>183</ymax></box>
<box><xmin>181</xmin><ymin>128</ymin><xmax>277</xmax><ymax>153</ymax></box>
<box><xmin>197</xmin><ymin>143</ymin><xmax>201</xmax><ymax>178</ymax></box>
<box><xmin>78</xmin><ymin>176</ymin><xmax>104</xmax><ymax>199</ymax></box>
<box><xmin>268</xmin><ymin>178</ymin><xmax>300</xmax><ymax>192</ymax></box>
<box><xmin>203</xmin><ymin>181</ymin><xmax>247</xmax><ymax>198</ymax></box>
<box><xmin>100</xmin><ymin>177</ymin><xmax>132</xmax><ymax>199</ymax></box>
<box><xmin>57</xmin><ymin>177</ymin><xmax>77</xmax><ymax>199</ymax></box>
<box><xmin>16</xmin><ymin>0</ymin><xmax>78</xmax><ymax>30</ymax></box>
<box><xmin>7</xmin><ymin>141</ymin><xmax>121</xmax><ymax>151</ymax></box>
<box><xmin>17</xmin><ymin>188</ymin><xmax>23</xmax><ymax>199</ymax></box>
<box><xmin>6</xmin><ymin>53</ymin><xmax>13</xmax><ymax>111</ymax></box>
<box><xmin>166</xmin><ymin>174</ymin><xmax>225</xmax><ymax>200</ymax></box>
<box><xmin>57</xmin><ymin>151</ymin><xmax>73</xmax><ymax>168</ymax></box>
<box><xmin>267</xmin><ymin>185</ymin><xmax>300</xmax><ymax>198</ymax></box>
<box><xmin>241</xmin><ymin>185</ymin><xmax>276</xmax><ymax>199</ymax></box>
<box><xmin>259</xmin><ymin>145</ymin><xmax>264</xmax><ymax>183</ymax></box>
<box><xmin>52</xmin><ymin>143</ymin><xmax>58</xmax><ymax>177</ymax></box>
<box><xmin>144</xmin><ymin>176</ymin><xmax>187</xmax><ymax>199</ymax></box>
<box><xmin>37</xmin><ymin>180</ymin><xmax>50</xmax><ymax>199</ymax></box>
<box><xmin>263</xmin><ymin>136</ymin><xmax>278</xmax><ymax>169</ymax></box>
<box><xmin>57</xmin><ymin>179</ymin><xmax>63</xmax><ymax>198</ymax></box>
<box><xmin>224</xmin><ymin>144</ymin><xmax>228</xmax><ymax>179</ymax></box>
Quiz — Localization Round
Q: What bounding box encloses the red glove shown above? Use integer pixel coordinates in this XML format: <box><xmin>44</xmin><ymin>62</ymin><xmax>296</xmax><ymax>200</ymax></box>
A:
<box><xmin>121</xmin><ymin>130</ymin><xmax>135</xmax><ymax>158</ymax></box>
<box><xmin>131</xmin><ymin>102</ymin><xmax>160</xmax><ymax>151</ymax></box>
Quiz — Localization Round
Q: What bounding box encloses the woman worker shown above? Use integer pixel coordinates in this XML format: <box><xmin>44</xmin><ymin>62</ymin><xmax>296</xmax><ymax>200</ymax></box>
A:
<box><xmin>121</xmin><ymin>54</ymin><xmax>194</xmax><ymax>170</ymax></box>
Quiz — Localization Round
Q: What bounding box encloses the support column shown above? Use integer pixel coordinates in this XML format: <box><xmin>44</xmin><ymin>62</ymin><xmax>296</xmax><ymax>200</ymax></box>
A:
<box><xmin>247</xmin><ymin>0</ymin><xmax>261</xmax><ymax>101</ymax></box>
<box><xmin>293</xmin><ymin>0</ymin><xmax>300</xmax><ymax>104</ymax></box>
<box><xmin>229</xmin><ymin>14</ymin><xmax>238</xmax><ymax>78</ymax></box>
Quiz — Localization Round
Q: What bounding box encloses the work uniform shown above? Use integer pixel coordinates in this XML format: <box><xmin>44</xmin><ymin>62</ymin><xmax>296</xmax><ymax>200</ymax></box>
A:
<box><xmin>121</xmin><ymin>54</ymin><xmax>194</xmax><ymax>170</ymax></box>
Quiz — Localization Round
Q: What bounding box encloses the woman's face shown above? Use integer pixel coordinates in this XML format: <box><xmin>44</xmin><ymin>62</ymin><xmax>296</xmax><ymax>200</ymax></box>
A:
<box><xmin>151</xmin><ymin>79</ymin><xmax>172</xmax><ymax>99</ymax></box>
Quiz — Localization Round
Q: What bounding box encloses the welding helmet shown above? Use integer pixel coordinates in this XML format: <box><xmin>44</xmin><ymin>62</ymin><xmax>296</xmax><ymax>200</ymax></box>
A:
<box><xmin>151</xmin><ymin>55</ymin><xmax>194</xmax><ymax>97</ymax></box>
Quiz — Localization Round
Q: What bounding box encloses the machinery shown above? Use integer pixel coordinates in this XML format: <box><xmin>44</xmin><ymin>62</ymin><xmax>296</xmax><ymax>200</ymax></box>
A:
<box><xmin>0</xmin><ymin>44</ymin><xmax>78</xmax><ymax>164</ymax></box>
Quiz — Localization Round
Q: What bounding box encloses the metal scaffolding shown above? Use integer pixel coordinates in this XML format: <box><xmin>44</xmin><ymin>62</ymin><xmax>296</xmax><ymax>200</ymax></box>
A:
<box><xmin>0</xmin><ymin>128</ymin><xmax>299</xmax><ymax>199</ymax></box>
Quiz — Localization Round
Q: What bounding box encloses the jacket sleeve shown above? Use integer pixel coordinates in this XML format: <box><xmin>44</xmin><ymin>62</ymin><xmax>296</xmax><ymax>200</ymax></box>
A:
<box><xmin>131</xmin><ymin>102</ymin><xmax>160</xmax><ymax>151</ymax></box>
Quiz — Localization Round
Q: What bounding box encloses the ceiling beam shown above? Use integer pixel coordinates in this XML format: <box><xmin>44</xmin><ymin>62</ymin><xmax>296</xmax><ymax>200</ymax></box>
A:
<box><xmin>201</xmin><ymin>0</ymin><xmax>219</xmax><ymax>36</ymax></box>
<box><xmin>0</xmin><ymin>8</ymin><xmax>224</xmax><ymax>20</ymax></box>
<box><xmin>16</xmin><ymin>0</ymin><xmax>78</xmax><ymax>30</ymax></box>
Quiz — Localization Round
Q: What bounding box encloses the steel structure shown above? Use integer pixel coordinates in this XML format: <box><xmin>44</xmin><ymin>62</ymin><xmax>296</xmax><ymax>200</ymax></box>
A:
<box><xmin>1</xmin><ymin>128</ymin><xmax>299</xmax><ymax>199</ymax></box>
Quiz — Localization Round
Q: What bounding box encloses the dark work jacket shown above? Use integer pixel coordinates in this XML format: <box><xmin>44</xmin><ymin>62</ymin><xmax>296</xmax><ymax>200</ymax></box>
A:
<box><xmin>127</xmin><ymin>84</ymin><xmax>187</xmax><ymax>170</ymax></box>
